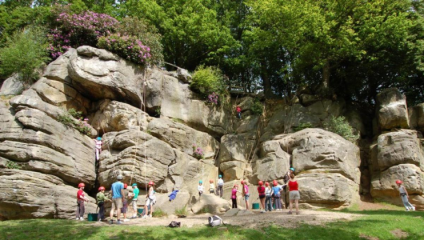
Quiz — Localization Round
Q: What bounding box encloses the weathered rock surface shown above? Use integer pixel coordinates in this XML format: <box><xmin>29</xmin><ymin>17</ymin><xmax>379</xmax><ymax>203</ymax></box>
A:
<box><xmin>190</xmin><ymin>194</ymin><xmax>230</xmax><ymax>214</ymax></box>
<box><xmin>0</xmin><ymin>169</ymin><xmax>96</xmax><ymax>220</ymax></box>
<box><xmin>147</xmin><ymin>118</ymin><xmax>219</xmax><ymax>159</ymax></box>
<box><xmin>90</xmin><ymin>100</ymin><xmax>150</xmax><ymax>133</ymax></box>
<box><xmin>0</xmin><ymin>73</ymin><xmax>24</xmax><ymax>96</ymax></box>
<box><xmin>409</xmin><ymin>103</ymin><xmax>424</xmax><ymax>132</ymax></box>
<box><xmin>376</xmin><ymin>88</ymin><xmax>409</xmax><ymax>131</ymax></box>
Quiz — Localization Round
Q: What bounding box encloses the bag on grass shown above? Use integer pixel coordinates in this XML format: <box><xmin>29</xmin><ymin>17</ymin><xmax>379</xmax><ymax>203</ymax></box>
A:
<box><xmin>208</xmin><ymin>215</ymin><xmax>222</xmax><ymax>227</ymax></box>
<box><xmin>168</xmin><ymin>221</ymin><xmax>181</xmax><ymax>228</ymax></box>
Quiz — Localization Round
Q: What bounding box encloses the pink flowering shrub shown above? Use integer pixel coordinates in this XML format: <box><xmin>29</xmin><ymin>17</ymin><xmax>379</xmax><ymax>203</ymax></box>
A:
<box><xmin>48</xmin><ymin>7</ymin><xmax>118</xmax><ymax>59</ymax></box>
<box><xmin>192</xmin><ymin>144</ymin><xmax>205</xmax><ymax>159</ymax></box>
<box><xmin>208</xmin><ymin>92</ymin><xmax>219</xmax><ymax>105</ymax></box>
<box><xmin>97</xmin><ymin>34</ymin><xmax>151</xmax><ymax>64</ymax></box>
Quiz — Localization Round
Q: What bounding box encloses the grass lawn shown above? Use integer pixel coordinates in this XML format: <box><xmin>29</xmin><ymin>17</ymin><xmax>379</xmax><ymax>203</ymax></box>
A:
<box><xmin>0</xmin><ymin>210</ymin><xmax>423</xmax><ymax>240</ymax></box>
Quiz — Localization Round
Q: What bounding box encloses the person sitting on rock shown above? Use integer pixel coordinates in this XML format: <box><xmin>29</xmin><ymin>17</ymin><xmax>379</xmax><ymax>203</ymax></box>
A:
<box><xmin>209</xmin><ymin>179</ymin><xmax>215</xmax><ymax>194</ymax></box>
<box><xmin>217</xmin><ymin>175</ymin><xmax>224</xmax><ymax>198</ymax></box>
<box><xmin>142</xmin><ymin>181</ymin><xmax>156</xmax><ymax>219</ymax></box>
<box><xmin>94</xmin><ymin>137</ymin><xmax>102</xmax><ymax>161</ymax></box>
<box><xmin>396</xmin><ymin>180</ymin><xmax>415</xmax><ymax>211</ymax></box>
<box><xmin>96</xmin><ymin>186</ymin><xmax>110</xmax><ymax>221</ymax></box>
<box><xmin>236</xmin><ymin>105</ymin><xmax>242</xmax><ymax>119</ymax></box>
<box><xmin>76</xmin><ymin>183</ymin><xmax>89</xmax><ymax>221</ymax></box>
<box><xmin>198</xmin><ymin>180</ymin><xmax>204</xmax><ymax>198</ymax></box>
<box><xmin>241</xmin><ymin>180</ymin><xmax>250</xmax><ymax>210</ymax></box>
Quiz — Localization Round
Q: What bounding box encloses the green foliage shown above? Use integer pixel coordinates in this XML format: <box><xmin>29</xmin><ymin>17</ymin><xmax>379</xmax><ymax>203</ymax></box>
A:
<box><xmin>154</xmin><ymin>107</ymin><xmax>161</xmax><ymax>117</ymax></box>
<box><xmin>200</xmin><ymin>206</ymin><xmax>212</xmax><ymax>214</ymax></box>
<box><xmin>174</xmin><ymin>206</ymin><xmax>187</xmax><ymax>216</ymax></box>
<box><xmin>250</xmin><ymin>100</ymin><xmax>263</xmax><ymax>115</ymax></box>
<box><xmin>293</xmin><ymin>122</ymin><xmax>313</xmax><ymax>132</ymax></box>
<box><xmin>152</xmin><ymin>208</ymin><xmax>167</xmax><ymax>218</ymax></box>
<box><xmin>0</xmin><ymin>27</ymin><xmax>49</xmax><ymax>85</ymax></box>
<box><xmin>6</xmin><ymin>160</ymin><xmax>21</xmax><ymax>169</ymax></box>
<box><xmin>191</xmin><ymin>65</ymin><xmax>225</xmax><ymax>95</ymax></box>
<box><xmin>57</xmin><ymin>108</ymin><xmax>91</xmax><ymax>135</ymax></box>
<box><xmin>324</xmin><ymin>116</ymin><xmax>359</xmax><ymax>142</ymax></box>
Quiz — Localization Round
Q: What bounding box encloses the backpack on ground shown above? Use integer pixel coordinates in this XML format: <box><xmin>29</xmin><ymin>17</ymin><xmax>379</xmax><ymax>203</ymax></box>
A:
<box><xmin>168</xmin><ymin>221</ymin><xmax>181</xmax><ymax>228</ymax></box>
<box><xmin>208</xmin><ymin>215</ymin><xmax>223</xmax><ymax>227</ymax></box>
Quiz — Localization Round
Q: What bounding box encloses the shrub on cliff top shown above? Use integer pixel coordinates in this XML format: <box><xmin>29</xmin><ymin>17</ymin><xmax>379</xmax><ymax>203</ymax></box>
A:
<box><xmin>324</xmin><ymin>116</ymin><xmax>359</xmax><ymax>142</ymax></box>
<box><xmin>191</xmin><ymin>65</ymin><xmax>226</xmax><ymax>96</ymax></box>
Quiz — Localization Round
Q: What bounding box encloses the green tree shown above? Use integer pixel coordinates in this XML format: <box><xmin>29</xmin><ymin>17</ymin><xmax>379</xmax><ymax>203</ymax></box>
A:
<box><xmin>0</xmin><ymin>27</ymin><xmax>49</xmax><ymax>85</ymax></box>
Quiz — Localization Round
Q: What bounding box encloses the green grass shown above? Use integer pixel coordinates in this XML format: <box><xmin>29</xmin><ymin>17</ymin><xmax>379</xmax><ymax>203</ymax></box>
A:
<box><xmin>1</xmin><ymin>210</ymin><xmax>424</xmax><ymax>240</ymax></box>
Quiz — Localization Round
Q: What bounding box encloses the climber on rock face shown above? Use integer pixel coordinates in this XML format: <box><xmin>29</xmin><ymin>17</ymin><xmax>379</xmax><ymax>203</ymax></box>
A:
<box><xmin>76</xmin><ymin>183</ymin><xmax>89</xmax><ymax>221</ymax></box>
<box><xmin>94</xmin><ymin>137</ymin><xmax>102</xmax><ymax>161</ymax></box>
<box><xmin>198</xmin><ymin>180</ymin><xmax>204</xmax><ymax>198</ymax></box>
<box><xmin>217</xmin><ymin>175</ymin><xmax>224</xmax><ymax>198</ymax></box>
<box><xmin>236</xmin><ymin>105</ymin><xmax>242</xmax><ymax>119</ymax></box>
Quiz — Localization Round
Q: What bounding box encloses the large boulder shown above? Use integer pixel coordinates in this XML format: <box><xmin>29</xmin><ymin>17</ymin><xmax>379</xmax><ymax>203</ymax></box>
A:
<box><xmin>147</xmin><ymin>118</ymin><xmax>219</xmax><ymax>159</ymax></box>
<box><xmin>297</xmin><ymin>173</ymin><xmax>359</xmax><ymax>208</ymax></box>
<box><xmin>0</xmin><ymin>73</ymin><xmax>24</xmax><ymax>96</ymax></box>
<box><xmin>90</xmin><ymin>100</ymin><xmax>150</xmax><ymax>133</ymax></box>
<box><xmin>0</xmin><ymin>169</ymin><xmax>96</xmax><ymax>220</ymax></box>
<box><xmin>144</xmin><ymin>68</ymin><xmax>232</xmax><ymax>137</ymax></box>
<box><xmin>376</xmin><ymin>88</ymin><xmax>409</xmax><ymax>131</ymax></box>
<box><xmin>409</xmin><ymin>103</ymin><xmax>424</xmax><ymax>132</ymax></box>
<box><xmin>278</xmin><ymin>128</ymin><xmax>361</xmax><ymax>183</ymax></box>
<box><xmin>190</xmin><ymin>193</ymin><xmax>231</xmax><ymax>214</ymax></box>
<box><xmin>218</xmin><ymin>133</ymin><xmax>256</xmax><ymax>181</ymax></box>
<box><xmin>68</xmin><ymin>46</ymin><xmax>144</xmax><ymax>106</ymax></box>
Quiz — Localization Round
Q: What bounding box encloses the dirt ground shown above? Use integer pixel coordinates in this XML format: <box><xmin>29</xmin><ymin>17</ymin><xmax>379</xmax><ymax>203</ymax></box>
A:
<box><xmin>92</xmin><ymin>200</ymin><xmax>400</xmax><ymax>229</ymax></box>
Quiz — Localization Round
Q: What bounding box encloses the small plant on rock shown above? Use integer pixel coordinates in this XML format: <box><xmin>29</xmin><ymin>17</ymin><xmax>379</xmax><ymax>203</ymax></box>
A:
<box><xmin>152</xmin><ymin>208</ymin><xmax>167</xmax><ymax>218</ymax></box>
<box><xmin>57</xmin><ymin>108</ymin><xmax>91</xmax><ymax>136</ymax></box>
<box><xmin>251</xmin><ymin>99</ymin><xmax>263</xmax><ymax>115</ymax></box>
<box><xmin>192</xmin><ymin>144</ymin><xmax>205</xmax><ymax>160</ymax></box>
<box><xmin>324</xmin><ymin>116</ymin><xmax>359</xmax><ymax>142</ymax></box>
<box><xmin>293</xmin><ymin>122</ymin><xmax>313</xmax><ymax>132</ymax></box>
<box><xmin>175</xmin><ymin>206</ymin><xmax>188</xmax><ymax>216</ymax></box>
<box><xmin>207</xmin><ymin>92</ymin><xmax>219</xmax><ymax>105</ymax></box>
<box><xmin>6</xmin><ymin>160</ymin><xmax>21</xmax><ymax>169</ymax></box>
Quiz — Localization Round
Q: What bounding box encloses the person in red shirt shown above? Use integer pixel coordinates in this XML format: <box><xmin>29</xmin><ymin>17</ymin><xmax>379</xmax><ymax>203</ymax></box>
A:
<box><xmin>257</xmin><ymin>181</ymin><xmax>266</xmax><ymax>213</ymax></box>
<box><xmin>76</xmin><ymin>183</ymin><xmax>89</xmax><ymax>220</ymax></box>
<box><xmin>288</xmin><ymin>173</ymin><xmax>300</xmax><ymax>215</ymax></box>
<box><xmin>236</xmin><ymin>105</ymin><xmax>242</xmax><ymax>119</ymax></box>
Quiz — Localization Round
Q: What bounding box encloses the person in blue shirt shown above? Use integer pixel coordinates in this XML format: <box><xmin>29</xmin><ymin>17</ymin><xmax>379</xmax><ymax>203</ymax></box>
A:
<box><xmin>109</xmin><ymin>174</ymin><xmax>125</xmax><ymax>224</ymax></box>
<box><xmin>272</xmin><ymin>180</ymin><xmax>284</xmax><ymax>211</ymax></box>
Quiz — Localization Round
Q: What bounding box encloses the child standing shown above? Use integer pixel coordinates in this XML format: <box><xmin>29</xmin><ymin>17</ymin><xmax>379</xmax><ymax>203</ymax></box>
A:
<box><xmin>257</xmin><ymin>181</ymin><xmax>266</xmax><ymax>213</ymax></box>
<box><xmin>272</xmin><ymin>181</ymin><xmax>283</xmax><ymax>211</ymax></box>
<box><xmin>231</xmin><ymin>184</ymin><xmax>239</xmax><ymax>209</ymax></box>
<box><xmin>236</xmin><ymin>105</ymin><xmax>242</xmax><ymax>119</ymax></box>
<box><xmin>142</xmin><ymin>181</ymin><xmax>156</xmax><ymax>218</ymax></box>
<box><xmin>198</xmin><ymin>180</ymin><xmax>204</xmax><ymax>197</ymax></box>
<box><xmin>288</xmin><ymin>173</ymin><xmax>300</xmax><ymax>215</ymax></box>
<box><xmin>121</xmin><ymin>183</ymin><xmax>129</xmax><ymax>221</ymax></box>
<box><xmin>209</xmin><ymin>180</ymin><xmax>215</xmax><ymax>194</ymax></box>
<box><xmin>265</xmin><ymin>182</ymin><xmax>273</xmax><ymax>212</ymax></box>
<box><xmin>396</xmin><ymin>180</ymin><xmax>415</xmax><ymax>211</ymax></box>
<box><xmin>94</xmin><ymin>137</ymin><xmax>102</xmax><ymax>161</ymax></box>
<box><xmin>131</xmin><ymin>183</ymin><xmax>139</xmax><ymax>218</ymax></box>
<box><xmin>96</xmin><ymin>186</ymin><xmax>109</xmax><ymax>221</ymax></box>
<box><xmin>217</xmin><ymin>175</ymin><xmax>224</xmax><ymax>198</ymax></box>
<box><xmin>76</xmin><ymin>183</ymin><xmax>89</xmax><ymax>220</ymax></box>
<box><xmin>241</xmin><ymin>180</ymin><xmax>250</xmax><ymax>210</ymax></box>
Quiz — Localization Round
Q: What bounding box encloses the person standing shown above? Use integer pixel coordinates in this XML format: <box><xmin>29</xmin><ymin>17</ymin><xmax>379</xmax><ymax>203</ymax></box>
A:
<box><xmin>231</xmin><ymin>184</ymin><xmax>239</xmax><ymax>209</ymax></box>
<box><xmin>265</xmin><ymin>182</ymin><xmax>273</xmax><ymax>212</ymax></box>
<box><xmin>283</xmin><ymin>167</ymin><xmax>295</xmax><ymax>208</ymax></box>
<box><xmin>110</xmin><ymin>175</ymin><xmax>125</xmax><ymax>224</ymax></box>
<box><xmin>131</xmin><ymin>183</ymin><xmax>139</xmax><ymax>218</ymax></box>
<box><xmin>257</xmin><ymin>181</ymin><xmax>266</xmax><ymax>213</ymax></box>
<box><xmin>396</xmin><ymin>180</ymin><xmax>416</xmax><ymax>211</ymax></box>
<box><xmin>288</xmin><ymin>173</ymin><xmax>300</xmax><ymax>215</ymax></box>
<box><xmin>272</xmin><ymin>180</ymin><xmax>283</xmax><ymax>211</ymax></box>
<box><xmin>209</xmin><ymin>180</ymin><xmax>215</xmax><ymax>194</ymax></box>
<box><xmin>241</xmin><ymin>180</ymin><xmax>250</xmax><ymax>210</ymax></box>
<box><xmin>142</xmin><ymin>181</ymin><xmax>156</xmax><ymax>218</ymax></box>
<box><xmin>76</xmin><ymin>183</ymin><xmax>89</xmax><ymax>220</ymax></box>
<box><xmin>217</xmin><ymin>175</ymin><xmax>224</xmax><ymax>198</ymax></box>
<box><xmin>121</xmin><ymin>183</ymin><xmax>129</xmax><ymax>222</ymax></box>
<box><xmin>96</xmin><ymin>186</ymin><xmax>109</xmax><ymax>221</ymax></box>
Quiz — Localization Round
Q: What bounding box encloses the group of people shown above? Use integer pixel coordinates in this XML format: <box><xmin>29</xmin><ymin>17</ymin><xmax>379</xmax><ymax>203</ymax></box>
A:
<box><xmin>76</xmin><ymin>174</ymin><xmax>157</xmax><ymax>224</ymax></box>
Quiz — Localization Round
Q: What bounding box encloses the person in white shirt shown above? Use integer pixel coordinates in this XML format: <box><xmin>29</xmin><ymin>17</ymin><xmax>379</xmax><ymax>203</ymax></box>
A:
<box><xmin>198</xmin><ymin>180</ymin><xmax>204</xmax><ymax>197</ymax></box>
<box><xmin>209</xmin><ymin>179</ymin><xmax>215</xmax><ymax>194</ymax></box>
<box><xmin>217</xmin><ymin>175</ymin><xmax>224</xmax><ymax>198</ymax></box>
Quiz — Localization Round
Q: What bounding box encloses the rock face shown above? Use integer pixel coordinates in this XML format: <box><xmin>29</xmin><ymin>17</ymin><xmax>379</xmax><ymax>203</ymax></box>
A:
<box><xmin>376</xmin><ymin>88</ymin><xmax>409</xmax><ymax>131</ymax></box>
<box><xmin>0</xmin><ymin>73</ymin><xmax>24</xmax><ymax>96</ymax></box>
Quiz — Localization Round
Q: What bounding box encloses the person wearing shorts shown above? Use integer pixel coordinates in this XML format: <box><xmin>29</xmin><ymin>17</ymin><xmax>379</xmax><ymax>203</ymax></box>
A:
<box><xmin>142</xmin><ymin>181</ymin><xmax>156</xmax><ymax>218</ymax></box>
<box><xmin>241</xmin><ymin>180</ymin><xmax>250</xmax><ymax>210</ymax></box>
<box><xmin>110</xmin><ymin>175</ymin><xmax>124</xmax><ymax>224</ymax></box>
<box><xmin>257</xmin><ymin>181</ymin><xmax>266</xmax><ymax>213</ymax></box>
<box><xmin>288</xmin><ymin>173</ymin><xmax>300</xmax><ymax>215</ymax></box>
<box><xmin>131</xmin><ymin>183</ymin><xmax>139</xmax><ymax>218</ymax></box>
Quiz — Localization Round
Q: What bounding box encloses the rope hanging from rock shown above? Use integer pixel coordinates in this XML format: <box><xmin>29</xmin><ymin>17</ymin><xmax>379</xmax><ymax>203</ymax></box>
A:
<box><xmin>100</xmin><ymin>123</ymin><xmax>117</xmax><ymax>176</ymax></box>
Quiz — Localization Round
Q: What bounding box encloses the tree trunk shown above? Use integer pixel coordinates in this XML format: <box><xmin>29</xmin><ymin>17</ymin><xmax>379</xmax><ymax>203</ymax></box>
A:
<box><xmin>323</xmin><ymin>60</ymin><xmax>330</xmax><ymax>89</ymax></box>
<box><xmin>260</xmin><ymin>61</ymin><xmax>273</xmax><ymax>98</ymax></box>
